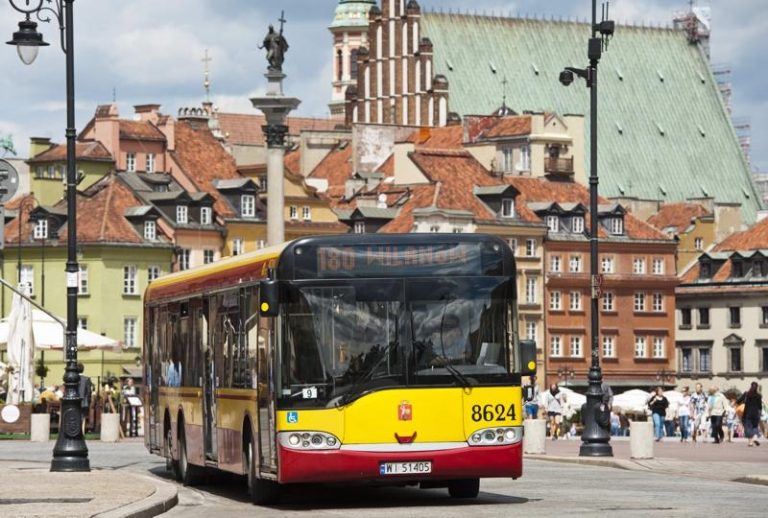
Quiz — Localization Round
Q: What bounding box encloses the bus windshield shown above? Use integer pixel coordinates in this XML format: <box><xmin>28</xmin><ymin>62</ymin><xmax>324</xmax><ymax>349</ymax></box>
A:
<box><xmin>278</xmin><ymin>277</ymin><xmax>514</xmax><ymax>409</ymax></box>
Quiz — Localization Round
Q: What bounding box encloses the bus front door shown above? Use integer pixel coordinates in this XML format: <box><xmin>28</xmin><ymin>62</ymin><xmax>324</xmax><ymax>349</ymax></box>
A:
<box><xmin>201</xmin><ymin>303</ymin><xmax>218</xmax><ymax>461</ymax></box>
<box><xmin>257</xmin><ymin>314</ymin><xmax>277</xmax><ymax>472</ymax></box>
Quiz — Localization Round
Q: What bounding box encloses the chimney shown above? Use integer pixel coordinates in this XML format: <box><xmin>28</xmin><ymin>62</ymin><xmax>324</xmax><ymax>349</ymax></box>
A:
<box><xmin>134</xmin><ymin>104</ymin><xmax>161</xmax><ymax>124</ymax></box>
<box><xmin>93</xmin><ymin>103</ymin><xmax>120</xmax><ymax>158</ymax></box>
<box><xmin>29</xmin><ymin>137</ymin><xmax>53</xmax><ymax>159</ymax></box>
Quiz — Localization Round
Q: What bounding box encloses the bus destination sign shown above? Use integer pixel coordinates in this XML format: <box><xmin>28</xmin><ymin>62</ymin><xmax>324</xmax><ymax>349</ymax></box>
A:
<box><xmin>314</xmin><ymin>243</ymin><xmax>483</xmax><ymax>278</ymax></box>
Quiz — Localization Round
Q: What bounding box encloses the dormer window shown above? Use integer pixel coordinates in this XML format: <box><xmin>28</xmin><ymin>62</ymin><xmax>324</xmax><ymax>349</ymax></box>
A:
<box><xmin>700</xmin><ymin>261</ymin><xmax>711</xmax><ymax>279</ymax></box>
<box><xmin>259</xmin><ymin>176</ymin><xmax>268</xmax><ymax>192</ymax></box>
<box><xmin>546</xmin><ymin>215</ymin><xmax>559</xmax><ymax>232</ymax></box>
<box><xmin>176</xmin><ymin>205</ymin><xmax>188</xmax><ymax>224</ymax></box>
<box><xmin>33</xmin><ymin>219</ymin><xmax>48</xmax><ymax>240</ymax></box>
<box><xmin>608</xmin><ymin>216</ymin><xmax>623</xmax><ymax>235</ymax></box>
<box><xmin>732</xmin><ymin>260</ymin><xmax>744</xmax><ymax>278</ymax></box>
<box><xmin>143</xmin><ymin>220</ymin><xmax>156</xmax><ymax>241</ymax></box>
<box><xmin>241</xmin><ymin>195</ymin><xmax>256</xmax><ymax>218</ymax></box>
<box><xmin>200</xmin><ymin>207</ymin><xmax>212</xmax><ymax>225</ymax></box>
<box><xmin>354</xmin><ymin>221</ymin><xmax>366</xmax><ymax>234</ymax></box>
<box><xmin>501</xmin><ymin>198</ymin><xmax>514</xmax><ymax>218</ymax></box>
<box><xmin>572</xmin><ymin>216</ymin><xmax>584</xmax><ymax>234</ymax></box>
<box><xmin>754</xmin><ymin>260</ymin><xmax>765</xmax><ymax>277</ymax></box>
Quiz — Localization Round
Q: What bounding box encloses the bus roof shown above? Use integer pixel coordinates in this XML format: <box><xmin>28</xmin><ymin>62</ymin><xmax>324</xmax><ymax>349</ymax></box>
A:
<box><xmin>145</xmin><ymin>241</ymin><xmax>289</xmax><ymax>304</ymax></box>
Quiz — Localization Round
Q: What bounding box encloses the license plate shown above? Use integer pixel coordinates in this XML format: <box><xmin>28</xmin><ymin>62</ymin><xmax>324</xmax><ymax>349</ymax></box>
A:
<box><xmin>379</xmin><ymin>461</ymin><xmax>432</xmax><ymax>476</ymax></box>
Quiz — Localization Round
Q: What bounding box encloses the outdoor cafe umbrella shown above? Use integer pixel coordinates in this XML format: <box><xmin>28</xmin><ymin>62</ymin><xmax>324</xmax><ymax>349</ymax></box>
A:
<box><xmin>4</xmin><ymin>289</ymin><xmax>35</xmax><ymax>404</ymax></box>
<box><xmin>0</xmin><ymin>309</ymin><xmax>120</xmax><ymax>351</ymax></box>
<box><xmin>612</xmin><ymin>389</ymin><xmax>652</xmax><ymax>415</ymax></box>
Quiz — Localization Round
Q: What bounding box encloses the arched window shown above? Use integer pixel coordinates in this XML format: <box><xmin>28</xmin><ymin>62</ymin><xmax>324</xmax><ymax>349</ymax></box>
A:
<box><xmin>350</xmin><ymin>49</ymin><xmax>359</xmax><ymax>79</ymax></box>
<box><xmin>337</xmin><ymin>50</ymin><xmax>343</xmax><ymax>81</ymax></box>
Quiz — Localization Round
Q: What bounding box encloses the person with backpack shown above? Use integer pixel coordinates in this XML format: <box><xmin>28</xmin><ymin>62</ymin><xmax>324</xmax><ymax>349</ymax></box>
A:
<box><xmin>543</xmin><ymin>383</ymin><xmax>566</xmax><ymax>440</ymax></box>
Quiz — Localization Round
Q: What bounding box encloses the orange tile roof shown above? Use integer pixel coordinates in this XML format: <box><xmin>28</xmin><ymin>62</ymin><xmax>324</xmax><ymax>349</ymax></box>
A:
<box><xmin>401</xmin><ymin>126</ymin><xmax>464</xmax><ymax>149</ymax></box>
<box><xmin>379</xmin><ymin>184</ymin><xmax>437</xmax><ymax>233</ymax></box>
<box><xmin>646</xmin><ymin>203</ymin><xmax>710</xmax><ymax>233</ymax></box>
<box><xmin>171</xmin><ymin>121</ymin><xmax>240</xmax><ymax>218</ymax></box>
<box><xmin>27</xmin><ymin>141</ymin><xmax>114</xmax><ymax>163</ymax></box>
<box><xmin>2</xmin><ymin>194</ymin><xmax>38</xmax><ymax>244</ymax></box>
<box><xmin>217</xmin><ymin>113</ymin><xmax>338</xmax><ymax>146</ymax></box>
<box><xmin>481</xmin><ymin>115</ymin><xmax>532</xmax><ymax>139</ymax></box>
<box><xmin>284</xmin><ymin>148</ymin><xmax>301</xmax><ymax>176</ymax></box>
<box><xmin>376</xmin><ymin>154</ymin><xmax>394</xmax><ymax>177</ymax></box>
<box><xmin>714</xmin><ymin>217</ymin><xmax>768</xmax><ymax>252</ymax></box>
<box><xmin>119</xmin><ymin>120</ymin><xmax>166</xmax><ymax>141</ymax></box>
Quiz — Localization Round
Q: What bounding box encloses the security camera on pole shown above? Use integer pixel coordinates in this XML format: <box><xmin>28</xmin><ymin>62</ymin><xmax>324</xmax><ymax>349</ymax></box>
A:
<box><xmin>251</xmin><ymin>10</ymin><xmax>300</xmax><ymax>246</ymax></box>
<box><xmin>559</xmin><ymin>0</ymin><xmax>615</xmax><ymax>457</ymax></box>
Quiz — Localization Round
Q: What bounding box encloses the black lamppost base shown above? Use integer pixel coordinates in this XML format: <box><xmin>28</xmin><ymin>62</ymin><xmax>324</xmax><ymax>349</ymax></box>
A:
<box><xmin>579</xmin><ymin>441</ymin><xmax>614</xmax><ymax>457</ymax></box>
<box><xmin>51</xmin><ymin>455</ymin><xmax>90</xmax><ymax>472</ymax></box>
<box><xmin>50</xmin><ymin>371</ymin><xmax>89</xmax><ymax>472</ymax></box>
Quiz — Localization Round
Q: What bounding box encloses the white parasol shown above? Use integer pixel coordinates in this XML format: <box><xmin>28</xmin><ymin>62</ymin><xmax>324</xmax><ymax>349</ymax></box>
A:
<box><xmin>0</xmin><ymin>309</ymin><xmax>119</xmax><ymax>351</ymax></box>
<box><xmin>612</xmin><ymin>389</ymin><xmax>652</xmax><ymax>414</ymax></box>
<box><xmin>5</xmin><ymin>288</ymin><xmax>35</xmax><ymax>404</ymax></box>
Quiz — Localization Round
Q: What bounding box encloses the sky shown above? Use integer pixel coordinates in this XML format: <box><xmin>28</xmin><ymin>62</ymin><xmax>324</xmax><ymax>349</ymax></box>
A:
<box><xmin>0</xmin><ymin>0</ymin><xmax>766</xmax><ymax>171</ymax></box>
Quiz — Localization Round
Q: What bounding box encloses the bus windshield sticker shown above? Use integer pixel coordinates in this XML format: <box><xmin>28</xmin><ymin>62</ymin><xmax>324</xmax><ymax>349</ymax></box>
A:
<box><xmin>287</xmin><ymin>411</ymin><xmax>299</xmax><ymax>424</ymax></box>
<box><xmin>302</xmin><ymin>387</ymin><xmax>318</xmax><ymax>399</ymax></box>
<box><xmin>313</xmin><ymin>243</ymin><xmax>484</xmax><ymax>278</ymax></box>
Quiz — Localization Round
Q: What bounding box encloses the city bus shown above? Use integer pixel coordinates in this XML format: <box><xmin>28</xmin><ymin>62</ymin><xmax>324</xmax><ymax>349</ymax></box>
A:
<box><xmin>143</xmin><ymin>234</ymin><xmax>536</xmax><ymax>504</ymax></box>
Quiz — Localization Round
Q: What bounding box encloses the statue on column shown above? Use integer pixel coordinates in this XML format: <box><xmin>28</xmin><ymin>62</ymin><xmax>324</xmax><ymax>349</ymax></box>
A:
<box><xmin>260</xmin><ymin>13</ymin><xmax>289</xmax><ymax>72</ymax></box>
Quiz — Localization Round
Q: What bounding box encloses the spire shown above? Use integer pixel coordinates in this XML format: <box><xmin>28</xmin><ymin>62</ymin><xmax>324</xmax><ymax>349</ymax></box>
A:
<box><xmin>202</xmin><ymin>49</ymin><xmax>212</xmax><ymax>102</ymax></box>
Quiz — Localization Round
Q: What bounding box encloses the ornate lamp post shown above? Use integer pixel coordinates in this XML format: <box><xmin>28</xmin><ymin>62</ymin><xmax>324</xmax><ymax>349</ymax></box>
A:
<box><xmin>656</xmin><ymin>369</ymin><xmax>675</xmax><ymax>386</ymax></box>
<box><xmin>557</xmin><ymin>366</ymin><xmax>575</xmax><ymax>388</ymax></box>
<box><xmin>558</xmin><ymin>0</ymin><xmax>615</xmax><ymax>457</ymax></box>
<box><xmin>6</xmin><ymin>0</ymin><xmax>89</xmax><ymax>471</ymax></box>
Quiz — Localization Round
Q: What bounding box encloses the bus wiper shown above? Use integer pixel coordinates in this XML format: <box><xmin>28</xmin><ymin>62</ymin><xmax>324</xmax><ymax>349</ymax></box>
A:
<box><xmin>335</xmin><ymin>340</ymin><xmax>399</xmax><ymax>407</ymax></box>
<box><xmin>434</xmin><ymin>358</ymin><xmax>475</xmax><ymax>388</ymax></box>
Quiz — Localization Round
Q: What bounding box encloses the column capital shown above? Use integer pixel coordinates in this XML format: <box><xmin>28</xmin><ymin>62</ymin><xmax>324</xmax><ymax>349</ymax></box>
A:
<box><xmin>262</xmin><ymin>124</ymin><xmax>289</xmax><ymax>148</ymax></box>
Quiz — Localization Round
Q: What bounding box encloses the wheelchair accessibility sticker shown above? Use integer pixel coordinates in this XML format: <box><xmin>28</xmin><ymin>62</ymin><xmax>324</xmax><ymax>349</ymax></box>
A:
<box><xmin>287</xmin><ymin>411</ymin><xmax>299</xmax><ymax>424</ymax></box>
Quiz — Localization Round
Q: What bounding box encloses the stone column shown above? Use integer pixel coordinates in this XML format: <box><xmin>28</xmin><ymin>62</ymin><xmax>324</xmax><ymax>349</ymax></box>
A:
<box><xmin>251</xmin><ymin>71</ymin><xmax>301</xmax><ymax>246</ymax></box>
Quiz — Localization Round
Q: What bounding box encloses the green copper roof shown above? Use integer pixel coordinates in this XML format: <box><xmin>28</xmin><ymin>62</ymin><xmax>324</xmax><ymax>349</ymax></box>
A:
<box><xmin>330</xmin><ymin>1</ymin><xmax>376</xmax><ymax>29</ymax></box>
<box><xmin>421</xmin><ymin>13</ymin><xmax>762</xmax><ymax>223</ymax></box>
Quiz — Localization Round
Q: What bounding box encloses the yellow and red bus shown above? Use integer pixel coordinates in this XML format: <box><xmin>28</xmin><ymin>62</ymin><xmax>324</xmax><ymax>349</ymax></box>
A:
<box><xmin>143</xmin><ymin>234</ymin><xmax>536</xmax><ymax>503</ymax></box>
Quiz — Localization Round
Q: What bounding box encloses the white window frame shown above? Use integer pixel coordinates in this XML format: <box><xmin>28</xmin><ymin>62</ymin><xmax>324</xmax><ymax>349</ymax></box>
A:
<box><xmin>572</xmin><ymin>216</ymin><xmax>585</xmax><ymax>234</ymax></box>
<box><xmin>633</xmin><ymin>257</ymin><xmax>646</xmax><ymax>274</ymax></box>
<box><xmin>33</xmin><ymin>219</ymin><xmax>48</xmax><ymax>240</ymax></box>
<box><xmin>203</xmin><ymin>249</ymin><xmax>215</xmax><ymax>264</ymax></box>
<box><xmin>78</xmin><ymin>264</ymin><xmax>88</xmax><ymax>295</ymax></box>
<box><xmin>525</xmin><ymin>239</ymin><xmax>536</xmax><ymax>257</ymax></box>
<box><xmin>525</xmin><ymin>276</ymin><xmax>537</xmax><ymax>304</ymax></box>
<box><xmin>123</xmin><ymin>317</ymin><xmax>137</xmax><ymax>348</ymax></box>
<box><xmin>546</xmin><ymin>215</ymin><xmax>559</xmax><ymax>232</ymax></box>
<box><xmin>694</xmin><ymin>237</ymin><xmax>703</xmax><ymax>250</ymax></box>
<box><xmin>354</xmin><ymin>221</ymin><xmax>366</xmax><ymax>234</ymax></box>
<box><xmin>501</xmin><ymin>146</ymin><xmax>513</xmax><ymax>172</ymax></box>
<box><xmin>634</xmin><ymin>336</ymin><xmax>647</xmax><ymax>358</ymax></box>
<box><xmin>232</xmin><ymin>239</ymin><xmax>244</xmax><ymax>256</ymax></box>
<box><xmin>550</xmin><ymin>255</ymin><xmax>562</xmax><ymax>273</ymax></box>
<box><xmin>652</xmin><ymin>257</ymin><xmax>664</xmax><ymax>275</ymax></box>
<box><xmin>550</xmin><ymin>291</ymin><xmax>562</xmax><ymax>311</ymax></box>
<box><xmin>289</xmin><ymin>206</ymin><xmax>298</xmax><ymax>220</ymax></box>
<box><xmin>601</xmin><ymin>256</ymin><xmax>614</xmax><ymax>273</ymax></box>
<box><xmin>569</xmin><ymin>255</ymin><xmax>582</xmax><ymax>273</ymax></box>
<box><xmin>148</xmin><ymin>265</ymin><xmax>160</xmax><ymax>282</ymax></box>
<box><xmin>508</xmin><ymin>238</ymin><xmax>517</xmax><ymax>256</ymax></box>
<box><xmin>609</xmin><ymin>217</ymin><xmax>624</xmax><ymax>235</ymax></box>
<box><xmin>518</xmin><ymin>144</ymin><xmax>530</xmax><ymax>171</ymax></box>
<box><xmin>550</xmin><ymin>335</ymin><xmax>562</xmax><ymax>357</ymax></box>
<box><xmin>77</xmin><ymin>317</ymin><xmax>88</xmax><ymax>330</ymax></box>
<box><xmin>176</xmin><ymin>205</ymin><xmax>188</xmax><ymax>224</ymax></box>
<box><xmin>602</xmin><ymin>336</ymin><xmax>615</xmax><ymax>358</ymax></box>
<box><xmin>602</xmin><ymin>292</ymin><xmax>615</xmax><ymax>311</ymax></box>
<box><xmin>302</xmin><ymin>205</ymin><xmax>312</xmax><ymax>221</ymax></box>
<box><xmin>178</xmin><ymin>249</ymin><xmax>191</xmax><ymax>271</ymax></box>
<box><xmin>200</xmin><ymin>207</ymin><xmax>212</xmax><ymax>225</ymax></box>
<box><xmin>652</xmin><ymin>336</ymin><xmax>665</xmax><ymax>358</ymax></box>
<box><xmin>652</xmin><ymin>293</ymin><xmax>664</xmax><ymax>312</ymax></box>
<box><xmin>634</xmin><ymin>292</ymin><xmax>646</xmax><ymax>312</ymax></box>
<box><xmin>126</xmin><ymin>152</ymin><xmax>136</xmax><ymax>172</ymax></box>
<box><xmin>570</xmin><ymin>291</ymin><xmax>582</xmax><ymax>311</ymax></box>
<box><xmin>570</xmin><ymin>336</ymin><xmax>583</xmax><ymax>357</ymax></box>
<box><xmin>429</xmin><ymin>225</ymin><xmax>441</xmax><ymax>233</ymax></box>
<box><xmin>143</xmin><ymin>220</ymin><xmax>156</xmax><ymax>240</ymax></box>
<box><xmin>525</xmin><ymin>321</ymin><xmax>537</xmax><ymax>342</ymax></box>
<box><xmin>146</xmin><ymin>153</ymin><xmax>155</xmax><ymax>173</ymax></box>
<box><xmin>123</xmin><ymin>265</ymin><xmax>138</xmax><ymax>295</ymax></box>
<box><xmin>241</xmin><ymin>194</ymin><xmax>256</xmax><ymax>218</ymax></box>
<box><xmin>501</xmin><ymin>198</ymin><xmax>515</xmax><ymax>218</ymax></box>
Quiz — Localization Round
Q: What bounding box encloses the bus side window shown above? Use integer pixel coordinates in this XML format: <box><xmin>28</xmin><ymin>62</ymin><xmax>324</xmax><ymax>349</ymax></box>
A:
<box><xmin>245</xmin><ymin>289</ymin><xmax>260</xmax><ymax>390</ymax></box>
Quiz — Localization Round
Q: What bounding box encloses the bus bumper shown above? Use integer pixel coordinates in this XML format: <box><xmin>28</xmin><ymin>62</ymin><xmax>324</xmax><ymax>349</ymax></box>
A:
<box><xmin>277</xmin><ymin>442</ymin><xmax>522</xmax><ymax>484</ymax></box>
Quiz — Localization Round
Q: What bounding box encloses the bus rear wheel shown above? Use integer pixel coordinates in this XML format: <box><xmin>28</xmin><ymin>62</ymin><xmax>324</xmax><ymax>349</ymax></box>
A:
<box><xmin>245</xmin><ymin>437</ymin><xmax>280</xmax><ymax>505</ymax></box>
<box><xmin>166</xmin><ymin>427</ymin><xmax>180</xmax><ymax>480</ymax></box>
<box><xmin>448</xmin><ymin>478</ymin><xmax>480</xmax><ymax>499</ymax></box>
<box><xmin>178</xmin><ymin>425</ymin><xmax>205</xmax><ymax>486</ymax></box>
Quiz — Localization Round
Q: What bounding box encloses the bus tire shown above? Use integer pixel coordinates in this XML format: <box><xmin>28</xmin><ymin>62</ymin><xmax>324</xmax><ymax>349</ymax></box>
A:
<box><xmin>245</xmin><ymin>436</ymin><xmax>280</xmax><ymax>505</ymax></box>
<box><xmin>178</xmin><ymin>423</ymin><xmax>206</xmax><ymax>486</ymax></box>
<box><xmin>448</xmin><ymin>478</ymin><xmax>480</xmax><ymax>499</ymax></box>
<box><xmin>166</xmin><ymin>425</ymin><xmax>180</xmax><ymax>480</ymax></box>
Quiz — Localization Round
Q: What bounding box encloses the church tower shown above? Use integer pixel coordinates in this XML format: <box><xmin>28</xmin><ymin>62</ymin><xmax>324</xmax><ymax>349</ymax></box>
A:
<box><xmin>329</xmin><ymin>0</ymin><xmax>377</xmax><ymax>119</ymax></box>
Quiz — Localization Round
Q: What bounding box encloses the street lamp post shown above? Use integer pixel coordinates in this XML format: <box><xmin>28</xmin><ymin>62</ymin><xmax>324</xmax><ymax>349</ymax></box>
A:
<box><xmin>656</xmin><ymin>369</ymin><xmax>675</xmax><ymax>386</ymax></box>
<box><xmin>559</xmin><ymin>0</ymin><xmax>615</xmax><ymax>457</ymax></box>
<box><xmin>16</xmin><ymin>193</ymin><xmax>33</xmax><ymax>283</ymax></box>
<box><xmin>6</xmin><ymin>0</ymin><xmax>89</xmax><ymax>471</ymax></box>
<box><xmin>557</xmin><ymin>366</ymin><xmax>575</xmax><ymax>388</ymax></box>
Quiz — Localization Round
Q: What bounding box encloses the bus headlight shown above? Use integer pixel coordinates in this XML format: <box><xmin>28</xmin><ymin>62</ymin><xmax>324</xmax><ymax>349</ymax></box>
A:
<box><xmin>467</xmin><ymin>426</ymin><xmax>521</xmax><ymax>446</ymax></box>
<box><xmin>278</xmin><ymin>431</ymin><xmax>341</xmax><ymax>451</ymax></box>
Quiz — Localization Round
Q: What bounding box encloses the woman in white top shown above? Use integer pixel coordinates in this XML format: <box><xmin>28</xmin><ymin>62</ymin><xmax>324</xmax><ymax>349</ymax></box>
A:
<box><xmin>543</xmin><ymin>383</ymin><xmax>566</xmax><ymax>440</ymax></box>
<box><xmin>677</xmin><ymin>386</ymin><xmax>692</xmax><ymax>442</ymax></box>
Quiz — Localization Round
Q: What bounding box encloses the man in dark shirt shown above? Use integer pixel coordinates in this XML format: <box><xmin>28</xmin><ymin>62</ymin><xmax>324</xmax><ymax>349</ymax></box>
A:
<box><xmin>77</xmin><ymin>362</ymin><xmax>92</xmax><ymax>433</ymax></box>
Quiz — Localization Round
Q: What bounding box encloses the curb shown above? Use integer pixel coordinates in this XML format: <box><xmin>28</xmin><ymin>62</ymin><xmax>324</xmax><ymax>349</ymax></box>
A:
<box><xmin>92</xmin><ymin>474</ymin><xmax>178</xmax><ymax>518</ymax></box>
<box><xmin>732</xmin><ymin>476</ymin><xmax>768</xmax><ymax>487</ymax></box>
<box><xmin>525</xmin><ymin>454</ymin><xmax>650</xmax><ymax>472</ymax></box>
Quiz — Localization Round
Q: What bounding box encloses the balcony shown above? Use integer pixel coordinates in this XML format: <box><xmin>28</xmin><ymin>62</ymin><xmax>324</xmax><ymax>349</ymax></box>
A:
<box><xmin>545</xmin><ymin>157</ymin><xmax>574</xmax><ymax>176</ymax></box>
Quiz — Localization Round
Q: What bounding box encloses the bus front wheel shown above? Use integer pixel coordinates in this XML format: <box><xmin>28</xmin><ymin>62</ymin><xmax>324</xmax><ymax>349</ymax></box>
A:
<box><xmin>448</xmin><ymin>478</ymin><xmax>480</xmax><ymax>499</ymax></box>
<box><xmin>245</xmin><ymin>437</ymin><xmax>280</xmax><ymax>505</ymax></box>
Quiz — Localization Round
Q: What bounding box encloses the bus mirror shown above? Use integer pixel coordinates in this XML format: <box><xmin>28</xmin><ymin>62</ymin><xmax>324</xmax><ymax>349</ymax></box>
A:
<box><xmin>520</xmin><ymin>339</ymin><xmax>537</xmax><ymax>376</ymax></box>
<box><xmin>259</xmin><ymin>280</ymin><xmax>279</xmax><ymax>317</ymax></box>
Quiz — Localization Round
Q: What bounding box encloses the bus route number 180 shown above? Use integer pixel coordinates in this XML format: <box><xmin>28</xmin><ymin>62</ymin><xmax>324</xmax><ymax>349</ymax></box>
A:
<box><xmin>471</xmin><ymin>403</ymin><xmax>516</xmax><ymax>422</ymax></box>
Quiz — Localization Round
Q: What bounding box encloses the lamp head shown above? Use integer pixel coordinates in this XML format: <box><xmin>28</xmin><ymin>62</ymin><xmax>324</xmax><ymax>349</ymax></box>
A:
<box><xmin>6</xmin><ymin>19</ymin><xmax>49</xmax><ymax>65</ymax></box>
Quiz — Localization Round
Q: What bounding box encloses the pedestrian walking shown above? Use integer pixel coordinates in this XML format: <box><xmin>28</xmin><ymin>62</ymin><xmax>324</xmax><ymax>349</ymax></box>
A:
<box><xmin>707</xmin><ymin>386</ymin><xmax>727</xmax><ymax>444</ymax></box>
<box><xmin>690</xmin><ymin>383</ymin><xmax>708</xmax><ymax>443</ymax></box>
<box><xmin>664</xmin><ymin>401</ymin><xmax>676</xmax><ymax>438</ymax></box>
<box><xmin>648</xmin><ymin>386</ymin><xmax>669</xmax><ymax>442</ymax></box>
<box><xmin>524</xmin><ymin>376</ymin><xmax>540</xmax><ymax>420</ymax></box>
<box><xmin>677</xmin><ymin>386</ymin><xmax>692</xmax><ymax>442</ymax></box>
<box><xmin>543</xmin><ymin>383</ymin><xmax>565</xmax><ymax>440</ymax></box>
<box><xmin>725</xmin><ymin>398</ymin><xmax>737</xmax><ymax>442</ymax></box>
<box><xmin>77</xmin><ymin>363</ymin><xmax>92</xmax><ymax>433</ymax></box>
<box><xmin>737</xmin><ymin>381</ymin><xmax>763</xmax><ymax>447</ymax></box>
